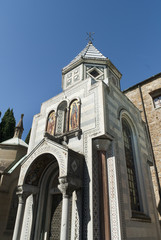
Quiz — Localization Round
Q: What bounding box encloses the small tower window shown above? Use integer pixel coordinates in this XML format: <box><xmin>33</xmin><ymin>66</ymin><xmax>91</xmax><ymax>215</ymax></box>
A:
<box><xmin>90</xmin><ymin>69</ymin><xmax>100</xmax><ymax>78</ymax></box>
<box><xmin>87</xmin><ymin>66</ymin><xmax>104</xmax><ymax>80</ymax></box>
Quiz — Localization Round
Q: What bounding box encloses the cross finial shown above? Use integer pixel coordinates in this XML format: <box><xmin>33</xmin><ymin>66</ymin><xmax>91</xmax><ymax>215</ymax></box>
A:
<box><xmin>86</xmin><ymin>32</ymin><xmax>95</xmax><ymax>43</ymax></box>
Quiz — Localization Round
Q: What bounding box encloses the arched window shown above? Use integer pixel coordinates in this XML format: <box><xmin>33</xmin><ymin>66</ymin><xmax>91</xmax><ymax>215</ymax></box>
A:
<box><xmin>122</xmin><ymin>119</ymin><xmax>140</xmax><ymax>212</ymax></box>
<box><xmin>69</xmin><ymin>99</ymin><xmax>80</xmax><ymax>131</ymax></box>
<box><xmin>56</xmin><ymin>101</ymin><xmax>67</xmax><ymax>135</ymax></box>
<box><xmin>46</xmin><ymin>111</ymin><xmax>56</xmax><ymax>136</ymax></box>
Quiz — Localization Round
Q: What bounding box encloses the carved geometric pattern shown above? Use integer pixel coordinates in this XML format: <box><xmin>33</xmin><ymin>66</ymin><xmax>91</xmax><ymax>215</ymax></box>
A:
<box><xmin>86</xmin><ymin>66</ymin><xmax>104</xmax><ymax>81</ymax></box>
<box><xmin>71</xmin><ymin>160</ymin><xmax>77</xmax><ymax>172</ymax></box>
<box><xmin>23</xmin><ymin>194</ymin><xmax>34</xmax><ymax>240</ymax></box>
<box><xmin>65</xmin><ymin>67</ymin><xmax>80</xmax><ymax>88</ymax></box>
<box><xmin>92</xmin><ymin>148</ymin><xmax>100</xmax><ymax>239</ymax></box>
<box><xmin>49</xmin><ymin>194</ymin><xmax>62</xmax><ymax>240</ymax></box>
<box><xmin>107</xmin><ymin>145</ymin><xmax>121</xmax><ymax>240</ymax></box>
<box><xmin>73</xmin><ymin>191</ymin><xmax>82</xmax><ymax>240</ymax></box>
<box><xmin>74</xmin><ymin>211</ymin><xmax>79</xmax><ymax>240</ymax></box>
<box><xmin>20</xmin><ymin>140</ymin><xmax>67</xmax><ymax>185</ymax></box>
<box><xmin>68</xmin><ymin>197</ymin><xmax>72</xmax><ymax>240</ymax></box>
<box><xmin>82</xmin><ymin>88</ymin><xmax>100</xmax><ymax>240</ymax></box>
<box><xmin>56</xmin><ymin>110</ymin><xmax>64</xmax><ymax>134</ymax></box>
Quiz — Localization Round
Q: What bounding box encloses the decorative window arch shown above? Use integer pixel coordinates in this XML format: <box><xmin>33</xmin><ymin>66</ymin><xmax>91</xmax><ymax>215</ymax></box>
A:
<box><xmin>69</xmin><ymin>99</ymin><xmax>80</xmax><ymax>131</ymax></box>
<box><xmin>122</xmin><ymin>118</ymin><xmax>140</xmax><ymax>212</ymax></box>
<box><xmin>56</xmin><ymin>101</ymin><xmax>67</xmax><ymax>135</ymax></box>
<box><xmin>46</xmin><ymin>111</ymin><xmax>56</xmax><ymax>136</ymax></box>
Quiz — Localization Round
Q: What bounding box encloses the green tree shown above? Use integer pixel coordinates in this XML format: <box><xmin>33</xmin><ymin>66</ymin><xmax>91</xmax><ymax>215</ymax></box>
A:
<box><xmin>25</xmin><ymin>128</ymin><xmax>31</xmax><ymax>144</ymax></box>
<box><xmin>0</xmin><ymin>108</ymin><xmax>16</xmax><ymax>142</ymax></box>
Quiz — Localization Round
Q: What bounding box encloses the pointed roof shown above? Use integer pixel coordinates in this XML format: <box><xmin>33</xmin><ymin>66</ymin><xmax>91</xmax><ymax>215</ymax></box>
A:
<box><xmin>71</xmin><ymin>41</ymin><xmax>107</xmax><ymax>62</ymax></box>
<box><xmin>63</xmin><ymin>42</ymin><xmax>108</xmax><ymax>72</ymax></box>
<box><xmin>14</xmin><ymin>114</ymin><xmax>24</xmax><ymax>139</ymax></box>
<box><xmin>0</xmin><ymin>114</ymin><xmax>28</xmax><ymax>148</ymax></box>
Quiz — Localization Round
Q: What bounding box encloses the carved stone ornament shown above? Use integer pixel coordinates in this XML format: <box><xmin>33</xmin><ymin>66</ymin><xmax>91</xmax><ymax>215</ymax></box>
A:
<box><xmin>58</xmin><ymin>176</ymin><xmax>82</xmax><ymax>198</ymax></box>
<box><xmin>16</xmin><ymin>186</ymin><xmax>30</xmax><ymax>204</ymax></box>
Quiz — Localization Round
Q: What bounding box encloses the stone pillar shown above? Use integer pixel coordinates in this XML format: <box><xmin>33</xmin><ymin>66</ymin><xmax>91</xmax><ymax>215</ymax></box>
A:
<box><xmin>58</xmin><ymin>177</ymin><xmax>74</xmax><ymax>240</ymax></box>
<box><xmin>12</xmin><ymin>184</ymin><xmax>39</xmax><ymax>240</ymax></box>
<box><xmin>66</xmin><ymin>106</ymin><xmax>70</xmax><ymax>132</ymax></box>
<box><xmin>98</xmin><ymin>150</ymin><xmax>110</xmax><ymax>240</ymax></box>
<box><xmin>12</xmin><ymin>186</ymin><xmax>28</xmax><ymax>240</ymax></box>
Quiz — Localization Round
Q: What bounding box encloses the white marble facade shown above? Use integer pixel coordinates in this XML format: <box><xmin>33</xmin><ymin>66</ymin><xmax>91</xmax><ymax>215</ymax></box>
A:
<box><xmin>13</xmin><ymin>42</ymin><xmax>161</xmax><ymax>239</ymax></box>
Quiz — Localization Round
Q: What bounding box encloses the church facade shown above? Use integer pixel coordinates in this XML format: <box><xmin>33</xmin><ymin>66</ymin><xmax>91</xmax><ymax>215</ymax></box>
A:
<box><xmin>1</xmin><ymin>42</ymin><xmax>161</xmax><ymax>239</ymax></box>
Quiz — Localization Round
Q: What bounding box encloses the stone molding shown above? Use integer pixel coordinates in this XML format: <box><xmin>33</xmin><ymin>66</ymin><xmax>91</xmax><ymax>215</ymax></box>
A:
<box><xmin>18</xmin><ymin>138</ymin><xmax>68</xmax><ymax>186</ymax></box>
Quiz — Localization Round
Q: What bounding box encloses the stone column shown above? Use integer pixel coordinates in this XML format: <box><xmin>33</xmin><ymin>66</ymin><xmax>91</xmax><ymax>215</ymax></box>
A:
<box><xmin>58</xmin><ymin>177</ymin><xmax>74</xmax><ymax>240</ymax></box>
<box><xmin>12</xmin><ymin>186</ymin><xmax>28</xmax><ymax>240</ymax></box>
<box><xmin>66</xmin><ymin>106</ymin><xmax>70</xmax><ymax>132</ymax></box>
<box><xmin>98</xmin><ymin>150</ymin><xmax>110</xmax><ymax>240</ymax></box>
<box><xmin>12</xmin><ymin>184</ymin><xmax>39</xmax><ymax>240</ymax></box>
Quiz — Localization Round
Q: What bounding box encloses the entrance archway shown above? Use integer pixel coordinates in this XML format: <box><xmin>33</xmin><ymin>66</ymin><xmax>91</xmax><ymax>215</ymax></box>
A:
<box><xmin>12</xmin><ymin>138</ymin><xmax>83</xmax><ymax>240</ymax></box>
<box><xmin>31</xmin><ymin>154</ymin><xmax>62</xmax><ymax>240</ymax></box>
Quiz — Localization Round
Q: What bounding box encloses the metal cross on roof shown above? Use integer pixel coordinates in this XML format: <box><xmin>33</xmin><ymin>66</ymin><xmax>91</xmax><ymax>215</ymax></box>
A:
<box><xmin>86</xmin><ymin>32</ymin><xmax>95</xmax><ymax>43</ymax></box>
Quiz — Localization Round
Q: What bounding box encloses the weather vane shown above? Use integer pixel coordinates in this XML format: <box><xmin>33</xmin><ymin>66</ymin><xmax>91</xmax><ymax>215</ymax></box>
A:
<box><xmin>86</xmin><ymin>32</ymin><xmax>95</xmax><ymax>43</ymax></box>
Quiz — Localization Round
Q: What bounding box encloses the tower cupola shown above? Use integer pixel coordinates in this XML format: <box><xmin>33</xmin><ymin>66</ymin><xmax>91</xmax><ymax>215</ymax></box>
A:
<box><xmin>62</xmin><ymin>42</ymin><xmax>122</xmax><ymax>90</ymax></box>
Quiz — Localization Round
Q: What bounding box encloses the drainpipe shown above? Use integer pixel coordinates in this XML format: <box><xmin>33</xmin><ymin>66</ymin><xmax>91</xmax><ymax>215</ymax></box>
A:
<box><xmin>138</xmin><ymin>85</ymin><xmax>161</xmax><ymax>200</ymax></box>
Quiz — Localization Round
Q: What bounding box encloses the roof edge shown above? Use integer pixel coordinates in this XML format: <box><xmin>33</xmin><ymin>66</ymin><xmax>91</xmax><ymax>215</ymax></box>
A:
<box><xmin>123</xmin><ymin>72</ymin><xmax>161</xmax><ymax>93</ymax></box>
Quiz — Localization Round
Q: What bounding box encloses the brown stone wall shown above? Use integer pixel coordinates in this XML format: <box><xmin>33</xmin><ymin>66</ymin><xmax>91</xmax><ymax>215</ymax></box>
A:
<box><xmin>0</xmin><ymin>144</ymin><xmax>27</xmax><ymax>239</ymax></box>
<box><xmin>125</xmin><ymin>76</ymin><xmax>161</xmax><ymax>221</ymax></box>
<box><xmin>0</xmin><ymin>167</ymin><xmax>20</xmax><ymax>240</ymax></box>
<box><xmin>0</xmin><ymin>145</ymin><xmax>27</xmax><ymax>171</ymax></box>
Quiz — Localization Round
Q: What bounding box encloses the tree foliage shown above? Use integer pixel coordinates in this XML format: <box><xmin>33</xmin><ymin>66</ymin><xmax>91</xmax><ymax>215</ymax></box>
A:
<box><xmin>25</xmin><ymin>128</ymin><xmax>31</xmax><ymax>144</ymax></box>
<box><xmin>0</xmin><ymin>108</ymin><xmax>16</xmax><ymax>142</ymax></box>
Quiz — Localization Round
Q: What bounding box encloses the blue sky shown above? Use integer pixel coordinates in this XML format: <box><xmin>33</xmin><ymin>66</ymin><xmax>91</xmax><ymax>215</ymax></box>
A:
<box><xmin>0</xmin><ymin>0</ymin><xmax>161</xmax><ymax>140</ymax></box>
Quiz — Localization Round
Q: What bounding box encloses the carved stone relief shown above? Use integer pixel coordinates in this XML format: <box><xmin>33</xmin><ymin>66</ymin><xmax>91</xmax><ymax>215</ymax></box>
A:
<box><xmin>19</xmin><ymin>139</ymin><xmax>68</xmax><ymax>186</ymax></box>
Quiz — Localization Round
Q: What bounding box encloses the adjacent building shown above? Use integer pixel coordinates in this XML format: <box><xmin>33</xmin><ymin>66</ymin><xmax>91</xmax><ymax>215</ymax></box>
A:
<box><xmin>0</xmin><ymin>114</ymin><xmax>28</xmax><ymax>240</ymax></box>
<box><xmin>124</xmin><ymin>73</ymin><xmax>161</xmax><ymax>224</ymax></box>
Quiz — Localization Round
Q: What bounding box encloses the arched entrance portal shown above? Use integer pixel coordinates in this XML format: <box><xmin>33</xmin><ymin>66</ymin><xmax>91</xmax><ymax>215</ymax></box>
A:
<box><xmin>21</xmin><ymin>153</ymin><xmax>63</xmax><ymax>240</ymax></box>
<box><xmin>29</xmin><ymin>154</ymin><xmax>62</xmax><ymax>240</ymax></box>
<box><xmin>12</xmin><ymin>138</ymin><xmax>84</xmax><ymax>240</ymax></box>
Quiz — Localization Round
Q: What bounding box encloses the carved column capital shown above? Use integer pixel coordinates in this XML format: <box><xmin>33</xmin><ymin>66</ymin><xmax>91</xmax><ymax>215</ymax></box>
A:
<box><xmin>58</xmin><ymin>176</ymin><xmax>76</xmax><ymax>198</ymax></box>
<box><xmin>16</xmin><ymin>184</ymin><xmax>39</xmax><ymax>204</ymax></box>
<box><xmin>16</xmin><ymin>186</ymin><xmax>28</xmax><ymax>204</ymax></box>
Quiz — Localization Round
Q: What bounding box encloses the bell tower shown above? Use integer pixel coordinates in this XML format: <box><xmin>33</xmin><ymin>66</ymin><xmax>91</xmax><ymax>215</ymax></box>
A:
<box><xmin>62</xmin><ymin>41</ymin><xmax>122</xmax><ymax>90</ymax></box>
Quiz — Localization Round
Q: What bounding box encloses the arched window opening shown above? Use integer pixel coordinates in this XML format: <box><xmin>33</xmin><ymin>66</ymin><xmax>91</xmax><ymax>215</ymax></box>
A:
<box><xmin>69</xmin><ymin>99</ymin><xmax>80</xmax><ymax>131</ymax></box>
<box><xmin>122</xmin><ymin>119</ymin><xmax>140</xmax><ymax>212</ymax></box>
<box><xmin>56</xmin><ymin>101</ymin><xmax>67</xmax><ymax>135</ymax></box>
<box><xmin>46</xmin><ymin>111</ymin><xmax>56</xmax><ymax>136</ymax></box>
